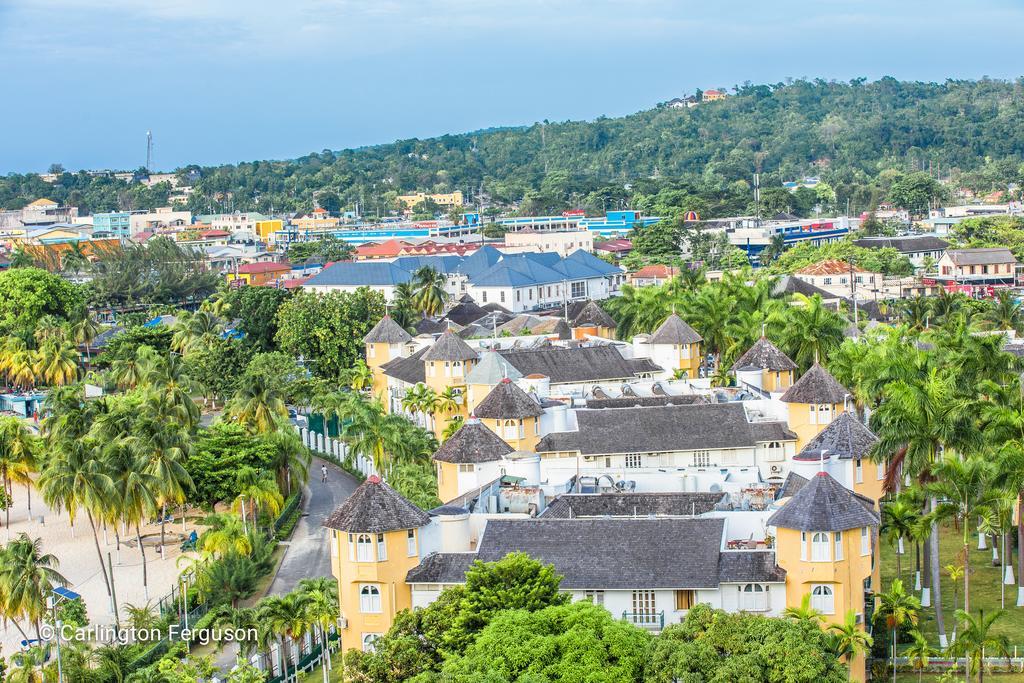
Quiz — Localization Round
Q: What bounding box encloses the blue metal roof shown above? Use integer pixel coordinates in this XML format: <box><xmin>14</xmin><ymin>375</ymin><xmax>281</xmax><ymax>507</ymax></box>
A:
<box><xmin>304</xmin><ymin>261</ymin><xmax>414</xmax><ymax>287</ymax></box>
<box><xmin>471</xmin><ymin>255</ymin><xmax>567</xmax><ymax>287</ymax></box>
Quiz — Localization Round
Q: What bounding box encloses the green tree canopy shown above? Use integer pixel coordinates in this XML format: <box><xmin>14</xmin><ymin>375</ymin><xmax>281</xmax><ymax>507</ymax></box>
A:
<box><xmin>0</xmin><ymin>267</ymin><xmax>83</xmax><ymax>333</ymax></box>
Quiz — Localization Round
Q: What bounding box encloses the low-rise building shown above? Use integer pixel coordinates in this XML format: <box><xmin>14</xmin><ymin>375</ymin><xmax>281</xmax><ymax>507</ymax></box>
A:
<box><xmin>396</xmin><ymin>191</ymin><xmax>464</xmax><ymax>209</ymax></box>
<box><xmin>226</xmin><ymin>261</ymin><xmax>292</xmax><ymax>287</ymax></box>
<box><xmin>851</xmin><ymin>235</ymin><xmax>948</xmax><ymax>269</ymax></box>
<box><xmin>503</xmin><ymin>229</ymin><xmax>594</xmax><ymax>256</ymax></box>
<box><xmin>933</xmin><ymin>247</ymin><xmax>1020</xmax><ymax>288</ymax></box>
<box><xmin>629</xmin><ymin>264</ymin><xmax>680</xmax><ymax>287</ymax></box>
<box><xmin>792</xmin><ymin>260</ymin><xmax>883</xmax><ymax>300</ymax></box>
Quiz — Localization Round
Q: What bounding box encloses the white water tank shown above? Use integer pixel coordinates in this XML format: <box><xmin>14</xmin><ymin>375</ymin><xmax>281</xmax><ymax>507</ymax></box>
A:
<box><xmin>503</xmin><ymin>451</ymin><xmax>542</xmax><ymax>485</ymax></box>
<box><xmin>433</xmin><ymin>507</ymin><xmax>472</xmax><ymax>552</ymax></box>
<box><xmin>735</xmin><ymin>367</ymin><xmax>763</xmax><ymax>391</ymax></box>
<box><xmin>520</xmin><ymin>374</ymin><xmax>550</xmax><ymax>398</ymax></box>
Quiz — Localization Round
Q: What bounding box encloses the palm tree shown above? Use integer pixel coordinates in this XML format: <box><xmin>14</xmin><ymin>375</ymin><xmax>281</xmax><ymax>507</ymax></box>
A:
<box><xmin>211</xmin><ymin>605</ymin><xmax>263</xmax><ymax>665</ymax></box>
<box><xmin>981</xmin><ymin>290</ymin><xmax>1024</xmax><ymax>334</ymax></box>
<box><xmin>171</xmin><ymin>311</ymin><xmax>224</xmax><ymax>356</ymax></box>
<box><xmin>874</xmin><ymin>579</ymin><xmax>920</xmax><ymax>683</ymax></box>
<box><xmin>782</xmin><ymin>593</ymin><xmax>822</xmax><ymax>625</ymax></box>
<box><xmin>266</xmin><ymin>426</ymin><xmax>310</xmax><ymax>495</ymax></box>
<box><xmin>232</xmin><ymin>469</ymin><xmax>284</xmax><ymax>531</ymax></box>
<box><xmin>258</xmin><ymin>592</ymin><xmax>311</xmax><ymax>681</ymax></box>
<box><xmin>774</xmin><ymin>293</ymin><xmax>846</xmax><ymax>370</ymax></box>
<box><xmin>103</xmin><ymin>439</ymin><xmax>160</xmax><ymax>600</ymax></box>
<box><xmin>900</xmin><ymin>296</ymin><xmax>932</xmax><ymax>331</ymax></box>
<box><xmin>948</xmin><ymin>609</ymin><xmax>1010</xmax><ymax>683</ymax></box>
<box><xmin>299</xmin><ymin>577</ymin><xmax>340</xmax><ymax>683</ymax></box>
<box><xmin>33</xmin><ymin>338</ymin><xmax>79</xmax><ymax>386</ymax></box>
<box><xmin>882</xmin><ymin>499</ymin><xmax>919</xmax><ymax>579</ymax></box>
<box><xmin>346</xmin><ymin>359</ymin><xmax>374</xmax><ymax>392</ymax></box>
<box><xmin>927</xmin><ymin>453</ymin><xmax>997</xmax><ymax>615</ymax></box>
<box><xmin>143</xmin><ymin>353</ymin><xmax>200</xmax><ymax>428</ymax></box>
<box><xmin>7</xmin><ymin>643</ymin><xmax>51</xmax><ymax>683</ymax></box>
<box><xmin>605</xmin><ymin>283</ymin><xmax>671</xmax><ymax>340</ymax></box>
<box><xmin>110</xmin><ymin>345</ymin><xmax>158</xmax><ymax>391</ymax></box>
<box><xmin>682</xmin><ymin>287</ymin><xmax>734</xmax><ymax>367</ymax></box>
<box><xmin>71</xmin><ymin>314</ymin><xmax>101</xmax><ymax>363</ymax></box>
<box><xmin>412</xmin><ymin>266</ymin><xmax>449</xmax><ymax>316</ymax></box>
<box><xmin>350</xmin><ymin>408</ymin><xmax>413</xmax><ymax>475</ymax></box>
<box><xmin>442</xmin><ymin>414</ymin><xmax>465</xmax><ymax>441</ymax></box>
<box><xmin>133</xmin><ymin>415</ymin><xmax>193</xmax><ymax>550</ymax></box>
<box><xmin>870</xmin><ymin>367</ymin><xmax>979</xmax><ymax>646</ymax></box>
<box><xmin>0</xmin><ymin>533</ymin><xmax>69</xmax><ymax>638</ymax></box>
<box><xmin>37</xmin><ymin>436</ymin><xmax>115</xmax><ymax>606</ymax></box>
<box><xmin>197</xmin><ymin>513</ymin><xmax>254</xmax><ymax>559</ymax></box>
<box><xmin>227</xmin><ymin>374</ymin><xmax>288</xmax><ymax>434</ymax></box>
<box><xmin>0</xmin><ymin>416</ymin><xmax>39</xmax><ymax>536</ymax></box>
<box><xmin>904</xmin><ymin>630</ymin><xmax>936</xmax><ymax>683</ymax></box>
<box><xmin>828</xmin><ymin>610</ymin><xmax>873</xmax><ymax>664</ymax></box>
<box><xmin>402</xmin><ymin>383</ymin><xmax>438</xmax><ymax>429</ymax></box>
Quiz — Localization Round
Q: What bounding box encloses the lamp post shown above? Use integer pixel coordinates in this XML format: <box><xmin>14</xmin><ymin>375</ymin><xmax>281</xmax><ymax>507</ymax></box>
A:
<box><xmin>48</xmin><ymin>586</ymin><xmax>81</xmax><ymax>683</ymax></box>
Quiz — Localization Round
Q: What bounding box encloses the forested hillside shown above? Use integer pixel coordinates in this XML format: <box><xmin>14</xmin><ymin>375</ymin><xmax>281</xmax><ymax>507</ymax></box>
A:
<box><xmin>4</xmin><ymin>77</ymin><xmax>1024</xmax><ymax>218</ymax></box>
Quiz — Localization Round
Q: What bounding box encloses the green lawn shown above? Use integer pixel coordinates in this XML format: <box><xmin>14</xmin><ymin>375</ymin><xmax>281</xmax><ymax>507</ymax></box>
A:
<box><xmin>879</xmin><ymin>522</ymin><xmax>1024</xmax><ymax>648</ymax></box>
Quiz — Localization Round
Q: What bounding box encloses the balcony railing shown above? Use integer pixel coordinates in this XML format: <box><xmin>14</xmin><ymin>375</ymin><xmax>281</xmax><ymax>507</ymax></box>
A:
<box><xmin>622</xmin><ymin>611</ymin><xmax>664</xmax><ymax>630</ymax></box>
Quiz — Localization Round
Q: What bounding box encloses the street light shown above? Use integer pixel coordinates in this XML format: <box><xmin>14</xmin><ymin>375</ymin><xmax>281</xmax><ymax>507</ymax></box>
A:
<box><xmin>48</xmin><ymin>586</ymin><xmax>81</xmax><ymax>683</ymax></box>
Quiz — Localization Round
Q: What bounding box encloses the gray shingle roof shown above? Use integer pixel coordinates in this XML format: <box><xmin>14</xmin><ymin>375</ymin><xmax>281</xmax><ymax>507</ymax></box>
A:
<box><xmin>422</xmin><ymin>330</ymin><xmax>479</xmax><ymax>362</ymax></box>
<box><xmin>475</xmin><ymin>518</ymin><xmax>726</xmax><ymax>589</ymax></box>
<box><xmin>540</xmin><ymin>492</ymin><xmax>727</xmax><ymax>519</ymax></box>
<box><xmin>648</xmin><ymin>314</ymin><xmax>703</xmax><ymax>344</ymax></box>
<box><xmin>718</xmin><ymin>551</ymin><xmax>788</xmax><ymax>583</ymax></box>
<box><xmin>571</xmin><ymin>301</ymin><xmax>617</xmax><ymax>329</ymax></box>
<box><xmin>406</xmin><ymin>552</ymin><xmax>477</xmax><ymax>584</ymax></box>
<box><xmin>363</xmin><ymin>316</ymin><xmax>413</xmax><ymax>344</ymax></box>
<box><xmin>771</xmin><ymin>276</ymin><xmax>839</xmax><ymax>300</ymax></box>
<box><xmin>473</xmin><ymin>378</ymin><xmax>544</xmax><ymax>419</ymax></box>
<box><xmin>799</xmin><ymin>412</ymin><xmax>878</xmax><ymax>460</ymax></box>
<box><xmin>381</xmin><ymin>346</ymin><xmax>428</xmax><ymax>384</ymax></box>
<box><xmin>536</xmin><ymin>403</ymin><xmax>794</xmax><ymax>455</ymax></box>
<box><xmin>945</xmin><ymin>248</ymin><xmax>1018</xmax><ymax>266</ymax></box>
<box><xmin>585</xmin><ymin>394</ymin><xmax>705</xmax><ymax>409</ymax></box>
<box><xmin>767</xmin><ymin>471</ymin><xmax>879</xmax><ymax>532</ymax></box>
<box><xmin>732</xmin><ymin>337</ymin><xmax>797</xmax><ymax>372</ymax></box>
<box><xmin>432</xmin><ymin>419</ymin><xmax>513</xmax><ymax>464</ymax></box>
<box><xmin>852</xmin><ymin>236</ymin><xmax>950</xmax><ymax>253</ymax></box>
<box><xmin>322</xmin><ymin>475</ymin><xmax>432</xmax><ymax>533</ymax></box>
<box><xmin>777</xmin><ymin>471</ymin><xmax>809</xmax><ymax>498</ymax></box>
<box><xmin>498</xmin><ymin>345</ymin><xmax>641</xmax><ymax>384</ymax></box>
<box><xmin>780</xmin><ymin>363</ymin><xmax>849</xmax><ymax>404</ymax></box>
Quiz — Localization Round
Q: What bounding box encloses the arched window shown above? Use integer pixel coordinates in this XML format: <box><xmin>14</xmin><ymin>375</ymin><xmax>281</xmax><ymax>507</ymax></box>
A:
<box><xmin>811</xmin><ymin>585</ymin><xmax>834</xmax><ymax>614</ymax></box>
<box><xmin>355</xmin><ymin>534</ymin><xmax>374</xmax><ymax>563</ymax></box>
<box><xmin>740</xmin><ymin>583</ymin><xmax>768</xmax><ymax>611</ymax></box>
<box><xmin>360</xmin><ymin>585</ymin><xmax>382</xmax><ymax>613</ymax></box>
<box><xmin>502</xmin><ymin>419</ymin><xmax>518</xmax><ymax>441</ymax></box>
<box><xmin>361</xmin><ymin>633</ymin><xmax>381</xmax><ymax>652</ymax></box>
<box><xmin>811</xmin><ymin>532</ymin><xmax>830</xmax><ymax>562</ymax></box>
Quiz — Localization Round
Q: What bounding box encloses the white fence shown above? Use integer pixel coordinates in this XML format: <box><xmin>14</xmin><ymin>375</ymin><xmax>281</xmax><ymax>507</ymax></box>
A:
<box><xmin>296</xmin><ymin>425</ymin><xmax>377</xmax><ymax>478</ymax></box>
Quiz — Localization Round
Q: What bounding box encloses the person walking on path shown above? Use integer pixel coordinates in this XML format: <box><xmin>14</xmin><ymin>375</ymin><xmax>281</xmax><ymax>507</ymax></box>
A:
<box><xmin>321</xmin><ymin>464</ymin><xmax>328</xmax><ymax>483</ymax></box>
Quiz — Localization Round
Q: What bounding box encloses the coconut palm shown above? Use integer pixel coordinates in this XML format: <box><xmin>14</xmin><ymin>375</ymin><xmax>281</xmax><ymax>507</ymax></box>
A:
<box><xmin>266</xmin><ymin>425</ymin><xmax>310</xmax><ymax>495</ymax></box>
<box><xmin>103</xmin><ymin>439</ymin><xmax>160</xmax><ymax>600</ymax></box>
<box><xmin>37</xmin><ymin>436</ymin><xmax>115</xmax><ymax>604</ymax></box>
<box><xmin>133</xmin><ymin>415</ymin><xmax>193</xmax><ymax>549</ymax></box>
<box><xmin>110</xmin><ymin>345</ymin><xmax>158</xmax><ymax>391</ymax></box>
<box><xmin>258</xmin><ymin>592</ymin><xmax>311</xmax><ymax>681</ymax></box>
<box><xmin>350</xmin><ymin>408</ymin><xmax>413</xmax><ymax>475</ymax></box>
<box><xmin>143</xmin><ymin>353</ymin><xmax>200</xmax><ymax>428</ymax></box>
<box><xmin>773</xmin><ymin>293</ymin><xmax>847</xmax><ymax>370</ymax></box>
<box><xmin>605</xmin><ymin>283</ymin><xmax>671</xmax><ymax>340</ymax></box>
<box><xmin>982</xmin><ymin>290</ymin><xmax>1024</xmax><ymax>334</ymax></box>
<box><xmin>412</xmin><ymin>266</ymin><xmax>449</xmax><ymax>316</ymax></box>
<box><xmin>681</xmin><ymin>287</ymin><xmax>734</xmax><ymax>367</ymax></box>
<box><xmin>402</xmin><ymin>383</ymin><xmax>439</xmax><ymax>429</ymax></box>
<box><xmin>7</xmin><ymin>643</ymin><xmax>51</xmax><ymax>683</ymax></box>
<box><xmin>0</xmin><ymin>534</ymin><xmax>68</xmax><ymax>638</ymax></box>
<box><xmin>211</xmin><ymin>604</ymin><xmax>263</xmax><ymax>664</ymax></box>
<box><xmin>442</xmin><ymin>414</ymin><xmax>465</xmax><ymax>441</ymax></box>
<box><xmin>0</xmin><ymin>417</ymin><xmax>39</xmax><ymax>536</ymax></box>
<box><xmin>232</xmin><ymin>469</ymin><xmax>284</xmax><ymax>531</ymax></box>
<box><xmin>71</xmin><ymin>314</ymin><xmax>101</xmax><ymax>362</ymax></box>
<box><xmin>948</xmin><ymin>609</ymin><xmax>1010</xmax><ymax>683</ymax></box>
<box><xmin>227</xmin><ymin>374</ymin><xmax>288</xmax><ymax>434</ymax></box>
<box><xmin>346</xmin><ymin>359</ymin><xmax>374</xmax><ymax>392</ymax></box>
<box><xmin>904</xmin><ymin>630</ymin><xmax>936</xmax><ymax>683</ymax></box>
<box><xmin>171</xmin><ymin>311</ymin><xmax>224</xmax><ymax>356</ymax></box>
<box><xmin>874</xmin><ymin>579</ymin><xmax>920</xmax><ymax>683</ymax></box>
<box><xmin>197</xmin><ymin>513</ymin><xmax>253</xmax><ymax>559</ymax></box>
<box><xmin>32</xmin><ymin>338</ymin><xmax>79</xmax><ymax>387</ymax></box>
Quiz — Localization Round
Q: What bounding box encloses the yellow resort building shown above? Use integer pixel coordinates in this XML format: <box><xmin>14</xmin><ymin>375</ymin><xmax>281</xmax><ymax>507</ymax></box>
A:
<box><xmin>323</xmin><ymin>474</ymin><xmax>432</xmax><ymax>652</ymax></box>
<box><xmin>569</xmin><ymin>300</ymin><xmax>618</xmax><ymax>340</ymax></box>
<box><xmin>396</xmin><ymin>191</ymin><xmax>464</xmax><ymax>209</ymax></box>
<box><xmin>420</xmin><ymin>330</ymin><xmax>478</xmax><ymax>438</ymax></box>
<box><xmin>731</xmin><ymin>336</ymin><xmax>797</xmax><ymax>394</ymax></box>
<box><xmin>780</xmin><ymin>363</ymin><xmax>850</xmax><ymax>450</ymax></box>
<box><xmin>433</xmin><ymin>417</ymin><xmax>514</xmax><ymax>503</ymax></box>
<box><xmin>363</xmin><ymin>316</ymin><xmax>414</xmax><ymax>398</ymax></box>
<box><xmin>769</xmin><ymin>471</ymin><xmax>880</xmax><ymax>681</ymax></box>
<box><xmin>472</xmin><ymin>378</ymin><xmax>544</xmax><ymax>453</ymax></box>
<box><xmin>643</xmin><ymin>313</ymin><xmax>703</xmax><ymax>379</ymax></box>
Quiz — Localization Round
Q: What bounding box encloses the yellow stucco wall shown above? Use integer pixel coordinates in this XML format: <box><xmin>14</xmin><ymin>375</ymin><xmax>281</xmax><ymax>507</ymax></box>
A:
<box><xmin>480</xmin><ymin>416</ymin><xmax>539</xmax><ymax>452</ymax></box>
<box><xmin>774</xmin><ymin>525</ymin><xmax>873</xmax><ymax>681</ymax></box>
<box><xmin>425</xmin><ymin>359</ymin><xmax>473</xmax><ymax>438</ymax></box>
<box><xmin>786</xmin><ymin>401</ymin><xmax>846</xmax><ymax>450</ymax></box>
<box><xmin>436</xmin><ymin>461</ymin><xmax>461</xmax><ymax>503</ymax></box>
<box><xmin>366</xmin><ymin>342</ymin><xmax>396</xmax><ymax>399</ymax></box>
<box><xmin>763</xmin><ymin>369</ymin><xmax>795</xmax><ymax>393</ymax></box>
<box><xmin>330</xmin><ymin>527</ymin><xmax>421</xmax><ymax>651</ymax></box>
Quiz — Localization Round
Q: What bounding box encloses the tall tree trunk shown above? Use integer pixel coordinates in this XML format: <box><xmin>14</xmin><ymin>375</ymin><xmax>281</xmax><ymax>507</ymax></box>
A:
<box><xmin>136</xmin><ymin>524</ymin><xmax>149</xmax><ymax>600</ymax></box>
<box><xmin>87</xmin><ymin>510</ymin><xmax>113</xmax><ymax>603</ymax></box>
<box><xmin>1017</xmin><ymin>495</ymin><xmax>1024</xmax><ymax>607</ymax></box>
<box><xmin>930</xmin><ymin>498</ymin><xmax>948</xmax><ymax>647</ymax></box>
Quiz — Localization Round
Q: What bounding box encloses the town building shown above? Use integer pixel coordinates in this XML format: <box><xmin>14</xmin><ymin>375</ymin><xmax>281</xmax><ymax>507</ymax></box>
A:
<box><xmin>851</xmin><ymin>235</ymin><xmax>949</xmax><ymax>269</ymax></box>
<box><xmin>628</xmin><ymin>264</ymin><xmax>681</xmax><ymax>287</ymax></box>
<box><xmin>396</xmin><ymin>191</ymin><xmax>464</xmax><ymax>209</ymax></box>
<box><xmin>702</xmin><ymin>89</ymin><xmax>727</xmax><ymax>101</ymax></box>
<box><xmin>226</xmin><ymin>261</ymin><xmax>292</xmax><ymax>287</ymax></box>
<box><xmin>503</xmin><ymin>229</ymin><xmax>594</xmax><ymax>256</ymax></box>
<box><xmin>932</xmin><ymin>247</ymin><xmax>1020</xmax><ymax>289</ymax></box>
<box><xmin>792</xmin><ymin>260</ymin><xmax>884</xmax><ymax>300</ymax></box>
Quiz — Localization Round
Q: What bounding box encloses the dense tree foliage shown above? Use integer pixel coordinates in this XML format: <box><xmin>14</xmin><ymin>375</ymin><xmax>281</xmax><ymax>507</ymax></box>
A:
<box><xmin>6</xmin><ymin>79</ymin><xmax>1024</xmax><ymax>219</ymax></box>
<box><xmin>0</xmin><ymin>268</ymin><xmax>82</xmax><ymax>333</ymax></box>
<box><xmin>223</xmin><ymin>286</ymin><xmax>291</xmax><ymax>352</ymax></box>
<box><xmin>84</xmin><ymin>238</ymin><xmax>219</xmax><ymax>308</ymax></box>
<box><xmin>185</xmin><ymin>423</ymin><xmax>280</xmax><ymax>507</ymax></box>
<box><xmin>274</xmin><ymin>288</ymin><xmax>386</xmax><ymax>380</ymax></box>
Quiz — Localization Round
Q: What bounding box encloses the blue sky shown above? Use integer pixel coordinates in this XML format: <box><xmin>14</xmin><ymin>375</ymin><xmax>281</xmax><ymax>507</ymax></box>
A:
<box><xmin>2</xmin><ymin>0</ymin><xmax>1023</xmax><ymax>173</ymax></box>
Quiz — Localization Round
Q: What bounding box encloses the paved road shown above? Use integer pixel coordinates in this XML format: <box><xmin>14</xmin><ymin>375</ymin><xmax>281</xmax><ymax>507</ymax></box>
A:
<box><xmin>215</xmin><ymin>458</ymin><xmax>359</xmax><ymax>673</ymax></box>
<box><xmin>269</xmin><ymin>457</ymin><xmax>360</xmax><ymax>594</ymax></box>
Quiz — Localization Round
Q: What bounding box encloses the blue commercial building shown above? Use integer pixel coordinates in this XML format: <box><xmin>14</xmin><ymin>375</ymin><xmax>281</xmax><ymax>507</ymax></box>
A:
<box><xmin>92</xmin><ymin>211</ymin><xmax>132</xmax><ymax>238</ymax></box>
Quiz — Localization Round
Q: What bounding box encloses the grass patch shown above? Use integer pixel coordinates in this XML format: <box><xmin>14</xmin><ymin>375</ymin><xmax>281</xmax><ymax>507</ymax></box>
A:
<box><xmin>895</xmin><ymin>675</ymin><xmax>1024</xmax><ymax>682</ymax></box>
<box><xmin>298</xmin><ymin>662</ymin><xmax>344</xmax><ymax>683</ymax></box>
<box><xmin>879</xmin><ymin>521</ymin><xmax>1024</xmax><ymax>647</ymax></box>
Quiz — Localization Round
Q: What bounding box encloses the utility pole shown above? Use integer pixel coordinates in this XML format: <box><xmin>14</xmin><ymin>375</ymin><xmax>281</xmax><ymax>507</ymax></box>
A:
<box><xmin>753</xmin><ymin>173</ymin><xmax>761</xmax><ymax>226</ymax></box>
<box><xmin>146</xmin><ymin>131</ymin><xmax>153</xmax><ymax>172</ymax></box>
<box><xmin>850</xmin><ymin>256</ymin><xmax>859</xmax><ymax>336</ymax></box>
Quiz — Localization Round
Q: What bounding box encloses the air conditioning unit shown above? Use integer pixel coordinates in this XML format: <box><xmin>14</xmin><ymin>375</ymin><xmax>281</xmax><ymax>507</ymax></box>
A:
<box><xmin>854</xmin><ymin>613</ymin><xmax>863</xmax><ymax>625</ymax></box>
<box><xmin>770</xmin><ymin>465</ymin><xmax>782</xmax><ymax>474</ymax></box>
<box><xmin>337</xmin><ymin>617</ymin><xmax>348</xmax><ymax>629</ymax></box>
